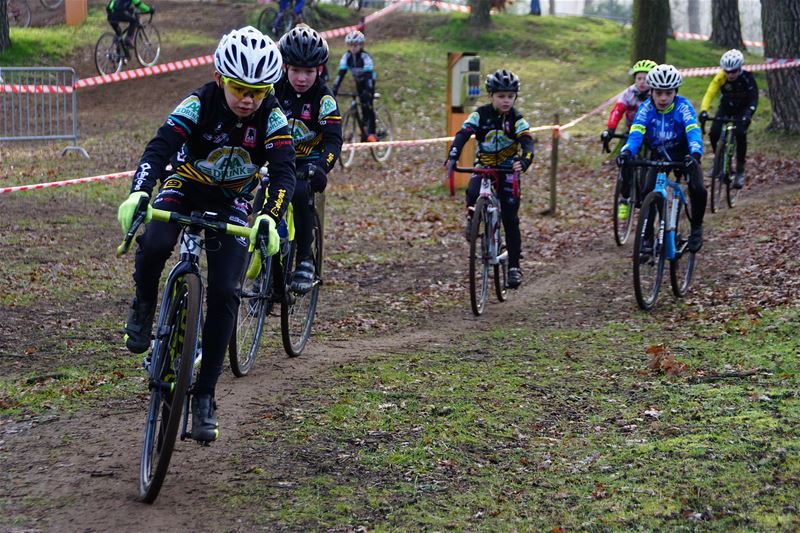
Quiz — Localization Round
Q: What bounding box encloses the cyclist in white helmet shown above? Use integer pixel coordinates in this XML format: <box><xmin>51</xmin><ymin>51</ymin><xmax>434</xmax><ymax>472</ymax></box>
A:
<box><xmin>699</xmin><ymin>49</ymin><xmax>759</xmax><ymax>189</ymax></box>
<box><xmin>117</xmin><ymin>26</ymin><xmax>296</xmax><ymax>442</ymax></box>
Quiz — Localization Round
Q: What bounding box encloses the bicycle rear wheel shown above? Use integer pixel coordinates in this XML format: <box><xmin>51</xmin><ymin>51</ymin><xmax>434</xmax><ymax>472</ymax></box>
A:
<box><xmin>95</xmin><ymin>33</ymin><xmax>124</xmax><ymax>76</ymax></box>
<box><xmin>135</xmin><ymin>23</ymin><xmax>161</xmax><ymax>67</ymax></box>
<box><xmin>669</xmin><ymin>199</ymin><xmax>696</xmax><ymax>298</ymax></box>
<box><xmin>229</xmin><ymin>255</ymin><xmax>273</xmax><ymax>377</ymax></box>
<box><xmin>340</xmin><ymin>109</ymin><xmax>358</xmax><ymax>168</ymax></box>
<box><xmin>139</xmin><ymin>274</ymin><xmax>202</xmax><ymax>503</ymax></box>
<box><xmin>469</xmin><ymin>199</ymin><xmax>491</xmax><ymax>316</ymax></box>
<box><xmin>633</xmin><ymin>192</ymin><xmax>666</xmax><ymax>311</ymax></box>
<box><xmin>40</xmin><ymin>0</ymin><xmax>63</xmax><ymax>9</ymax></box>
<box><xmin>613</xmin><ymin>168</ymin><xmax>635</xmax><ymax>246</ymax></box>
<box><xmin>725</xmin><ymin>136</ymin><xmax>741</xmax><ymax>208</ymax></box>
<box><xmin>281</xmin><ymin>208</ymin><xmax>322</xmax><ymax>357</ymax></box>
<box><xmin>7</xmin><ymin>0</ymin><xmax>31</xmax><ymax>28</ymax></box>
<box><xmin>370</xmin><ymin>104</ymin><xmax>394</xmax><ymax>164</ymax></box>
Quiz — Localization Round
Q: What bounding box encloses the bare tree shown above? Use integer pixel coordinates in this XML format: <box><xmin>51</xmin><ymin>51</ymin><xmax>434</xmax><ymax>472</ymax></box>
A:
<box><xmin>688</xmin><ymin>0</ymin><xmax>701</xmax><ymax>34</ymax></box>
<box><xmin>710</xmin><ymin>0</ymin><xmax>744</xmax><ymax>49</ymax></box>
<box><xmin>549</xmin><ymin>0</ymin><xmax>555</xmax><ymax>16</ymax></box>
<box><xmin>468</xmin><ymin>0</ymin><xmax>491</xmax><ymax>27</ymax></box>
<box><xmin>631</xmin><ymin>0</ymin><xmax>670</xmax><ymax>64</ymax></box>
<box><xmin>761</xmin><ymin>0</ymin><xmax>800</xmax><ymax>133</ymax></box>
<box><xmin>1</xmin><ymin>0</ymin><xmax>11</xmax><ymax>52</ymax></box>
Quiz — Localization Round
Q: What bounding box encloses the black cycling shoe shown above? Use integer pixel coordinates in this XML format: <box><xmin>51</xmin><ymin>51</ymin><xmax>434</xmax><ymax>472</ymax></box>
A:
<box><xmin>638</xmin><ymin>238</ymin><xmax>654</xmax><ymax>263</ymax></box>
<box><xmin>688</xmin><ymin>226</ymin><xmax>703</xmax><ymax>253</ymax></box>
<box><xmin>290</xmin><ymin>259</ymin><xmax>315</xmax><ymax>294</ymax></box>
<box><xmin>732</xmin><ymin>172</ymin><xmax>745</xmax><ymax>189</ymax></box>
<box><xmin>191</xmin><ymin>394</ymin><xmax>219</xmax><ymax>442</ymax></box>
<box><xmin>124</xmin><ymin>294</ymin><xmax>155</xmax><ymax>354</ymax></box>
<box><xmin>507</xmin><ymin>267</ymin><xmax>523</xmax><ymax>289</ymax></box>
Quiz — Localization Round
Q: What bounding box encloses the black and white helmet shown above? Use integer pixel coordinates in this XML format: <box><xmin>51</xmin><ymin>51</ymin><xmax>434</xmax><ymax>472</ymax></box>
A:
<box><xmin>720</xmin><ymin>49</ymin><xmax>744</xmax><ymax>71</ymax></box>
<box><xmin>645</xmin><ymin>64</ymin><xmax>683</xmax><ymax>90</ymax></box>
<box><xmin>345</xmin><ymin>30</ymin><xmax>365</xmax><ymax>45</ymax></box>
<box><xmin>279</xmin><ymin>25</ymin><xmax>329</xmax><ymax>68</ymax></box>
<box><xmin>214</xmin><ymin>26</ymin><xmax>282</xmax><ymax>85</ymax></box>
<box><xmin>485</xmin><ymin>69</ymin><xmax>520</xmax><ymax>93</ymax></box>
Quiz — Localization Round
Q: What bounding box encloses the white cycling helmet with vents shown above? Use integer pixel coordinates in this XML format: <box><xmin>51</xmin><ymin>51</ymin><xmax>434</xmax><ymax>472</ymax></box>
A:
<box><xmin>646</xmin><ymin>64</ymin><xmax>683</xmax><ymax>90</ymax></box>
<box><xmin>214</xmin><ymin>26</ymin><xmax>282</xmax><ymax>85</ymax></box>
<box><xmin>720</xmin><ymin>49</ymin><xmax>744</xmax><ymax>71</ymax></box>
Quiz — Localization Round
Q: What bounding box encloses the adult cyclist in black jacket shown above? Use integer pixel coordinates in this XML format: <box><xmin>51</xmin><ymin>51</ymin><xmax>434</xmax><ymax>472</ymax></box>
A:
<box><xmin>106</xmin><ymin>0</ymin><xmax>153</xmax><ymax>48</ymax></box>
<box><xmin>116</xmin><ymin>26</ymin><xmax>295</xmax><ymax>442</ymax></box>
<box><xmin>275</xmin><ymin>25</ymin><xmax>343</xmax><ymax>293</ymax></box>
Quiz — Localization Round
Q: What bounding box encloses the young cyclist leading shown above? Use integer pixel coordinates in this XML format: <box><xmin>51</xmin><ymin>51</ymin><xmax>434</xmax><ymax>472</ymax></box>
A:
<box><xmin>699</xmin><ymin>49</ymin><xmax>758</xmax><ymax>190</ymax></box>
<box><xmin>446</xmin><ymin>69</ymin><xmax>534</xmax><ymax>289</ymax></box>
<box><xmin>275</xmin><ymin>25</ymin><xmax>343</xmax><ymax>293</ymax></box>
<box><xmin>117</xmin><ymin>26</ymin><xmax>295</xmax><ymax>442</ymax></box>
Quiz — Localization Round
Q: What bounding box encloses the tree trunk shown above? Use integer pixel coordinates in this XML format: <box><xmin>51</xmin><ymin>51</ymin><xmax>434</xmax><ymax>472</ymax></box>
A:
<box><xmin>761</xmin><ymin>0</ymin><xmax>800</xmax><ymax>133</ymax></box>
<box><xmin>549</xmin><ymin>0</ymin><xmax>556</xmax><ymax>16</ymax></box>
<box><xmin>583</xmin><ymin>0</ymin><xmax>594</xmax><ymax>14</ymax></box>
<box><xmin>688</xmin><ymin>0</ymin><xmax>701</xmax><ymax>34</ymax></box>
<box><xmin>710</xmin><ymin>0</ymin><xmax>744</xmax><ymax>49</ymax></box>
<box><xmin>631</xmin><ymin>0</ymin><xmax>670</xmax><ymax>64</ymax></box>
<box><xmin>468</xmin><ymin>0</ymin><xmax>491</xmax><ymax>27</ymax></box>
<box><xmin>1</xmin><ymin>0</ymin><xmax>11</xmax><ymax>52</ymax></box>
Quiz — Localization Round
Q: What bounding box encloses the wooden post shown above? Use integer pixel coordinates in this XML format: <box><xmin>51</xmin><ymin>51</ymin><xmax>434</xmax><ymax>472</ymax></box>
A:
<box><xmin>546</xmin><ymin>114</ymin><xmax>560</xmax><ymax>216</ymax></box>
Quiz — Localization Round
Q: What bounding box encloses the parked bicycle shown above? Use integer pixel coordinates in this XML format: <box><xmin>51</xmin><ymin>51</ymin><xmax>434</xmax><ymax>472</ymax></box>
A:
<box><xmin>7</xmin><ymin>0</ymin><xmax>31</xmax><ymax>28</ymax></box>
<box><xmin>448</xmin><ymin>162</ymin><xmax>516</xmax><ymax>316</ymax></box>
<box><xmin>229</xmin><ymin>169</ymin><xmax>324</xmax><ymax>372</ymax></box>
<box><xmin>338</xmin><ymin>91</ymin><xmax>394</xmax><ymax>168</ymax></box>
<box><xmin>94</xmin><ymin>12</ymin><xmax>161</xmax><ymax>76</ymax></box>
<box><xmin>257</xmin><ymin>0</ymin><xmax>320</xmax><ymax>40</ymax></box>
<box><xmin>117</xmin><ymin>203</ymin><xmax>269</xmax><ymax>503</ymax></box>
<box><xmin>701</xmin><ymin>115</ymin><xmax>745</xmax><ymax>213</ymax></box>
<box><xmin>624</xmin><ymin>159</ymin><xmax>697</xmax><ymax>311</ymax></box>
<box><xmin>602</xmin><ymin>131</ymin><xmax>647</xmax><ymax>246</ymax></box>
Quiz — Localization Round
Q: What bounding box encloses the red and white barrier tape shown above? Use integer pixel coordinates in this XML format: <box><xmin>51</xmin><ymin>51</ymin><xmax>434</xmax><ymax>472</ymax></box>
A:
<box><xmin>321</xmin><ymin>0</ymin><xmax>412</xmax><ymax>38</ymax></box>
<box><xmin>74</xmin><ymin>55</ymin><xmax>215</xmax><ymax>89</ymax></box>
<box><xmin>673</xmin><ymin>31</ymin><xmax>764</xmax><ymax>49</ymax></box>
<box><xmin>0</xmin><ymin>171</ymin><xmax>133</xmax><ymax>194</ymax></box>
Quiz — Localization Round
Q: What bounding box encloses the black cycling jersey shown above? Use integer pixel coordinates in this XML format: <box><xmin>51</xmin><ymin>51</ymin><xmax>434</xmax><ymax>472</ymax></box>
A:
<box><xmin>275</xmin><ymin>77</ymin><xmax>343</xmax><ymax>172</ymax></box>
<box><xmin>132</xmin><ymin>81</ymin><xmax>296</xmax><ymax>222</ymax></box>
<box><xmin>702</xmin><ymin>69</ymin><xmax>759</xmax><ymax>119</ymax></box>
<box><xmin>450</xmin><ymin>103</ymin><xmax>534</xmax><ymax>170</ymax></box>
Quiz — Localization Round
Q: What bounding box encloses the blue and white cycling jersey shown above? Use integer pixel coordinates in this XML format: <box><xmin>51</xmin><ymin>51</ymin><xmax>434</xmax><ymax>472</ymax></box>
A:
<box><xmin>622</xmin><ymin>94</ymin><xmax>703</xmax><ymax>160</ymax></box>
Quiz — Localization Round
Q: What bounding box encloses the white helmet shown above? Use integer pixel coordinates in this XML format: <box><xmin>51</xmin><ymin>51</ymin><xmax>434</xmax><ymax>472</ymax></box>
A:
<box><xmin>646</xmin><ymin>64</ymin><xmax>683</xmax><ymax>90</ymax></box>
<box><xmin>720</xmin><ymin>49</ymin><xmax>744</xmax><ymax>71</ymax></box>
<box><xmin>345</xmin><ymin>30</ymin><xmax>365</xmax><ymax>45</ymax></box>
<box><xmin>214</xmin><ymin>26</ymin><xmax>282</xmax><ymax>85</ymax></box>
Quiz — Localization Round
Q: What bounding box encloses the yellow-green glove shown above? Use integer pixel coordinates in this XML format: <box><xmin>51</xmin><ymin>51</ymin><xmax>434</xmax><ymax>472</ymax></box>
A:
<box><xmin>246</xmin><ymin>215</ymin><xmax>279</xmax><ymax>280</ymax></box>
<box><xmin>117</xmin><ymin>191</ymin><xmax>153</xmax><ymax>234</ymax></box>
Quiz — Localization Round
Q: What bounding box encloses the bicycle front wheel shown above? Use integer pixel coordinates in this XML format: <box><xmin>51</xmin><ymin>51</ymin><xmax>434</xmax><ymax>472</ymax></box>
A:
<box><xmin>669</xmin><ymin>199</ymin><xmax>696</xmax><ymax>298</ymax></box>
<box><xmin>613</xmin><ymin>168</ymin><xmax>634</xmax><ymax>246</ymax></box>
<box><xmin>229</xmin><ymin>255</ymin><xmax>273</xmax><ymax>377</ymax></box>
<box><xmin>139</xmin><ymin>274</ymin><xmax>202</xmax><ymax>503</ymax></box>
<box><xmin>725</xmin><ymin>136</ymin><xmax>741</xmax><ymax>208</ymax></box>
<box><xmin>7</xmin><ymin>0</ymin><xmax>32</xmax><ymax>28</ymax></box>
<box><xmin>281</xmin><ymin>209</ymin><xmax>323</xmax><ymax>357</ymax></box>
<box><xmin>633</xmin><ymin>192</ymin><xmax>666</xmax><ymax>311</ymax></box>
<box><xmin>95</xmin><ymin>33</ymin><xmax>123</xmax><ymax>76</ymax></box>
<box><xmin>709</xmin><ymin>140</ymin><xmax>727</xmax><ymax>213</ymax></box>
<box><xmin>493</xmin><ymin>219</ymin><xmax>508</xmax><ymax>302</ymax></box>
<box><xmin>469</xmin><ymin>199</ymin><xmax>491</xmax><ymax>316</ymax></box>
<box><xmin>135</xmin><ymin>23</ymin><xmax>161</xmax><ymax>67</ymax></box>
<box><xmin>340</xmin><ymin>109</ymin><xmax>358</xmax><ymax>168</ymax></box>
<box><xmin>370</xmin><ymin>105</ymin><xmax>394</xmax><ymax>164</ymax></box>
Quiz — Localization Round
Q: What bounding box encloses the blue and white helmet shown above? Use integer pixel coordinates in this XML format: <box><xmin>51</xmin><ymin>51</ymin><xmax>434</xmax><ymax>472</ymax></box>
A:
<box><xmin>215</xmin><ymin>26</ymin><xmax>282</xmax><ymax>85</ymax></box>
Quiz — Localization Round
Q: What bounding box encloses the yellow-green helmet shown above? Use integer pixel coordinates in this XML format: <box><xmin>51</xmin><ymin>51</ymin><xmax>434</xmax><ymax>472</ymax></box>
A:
<box><xmin>629</xmin><ymin>59</ymin><xmax>658</xmax><ymax>76</ymax></box>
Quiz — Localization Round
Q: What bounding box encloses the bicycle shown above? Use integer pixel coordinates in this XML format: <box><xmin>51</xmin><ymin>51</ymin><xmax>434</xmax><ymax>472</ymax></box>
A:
<box><xmin>117</xmin><ymin>202</ymin><xmax>269</xmax><ymax>503</ymax></box>
<box><xmin>229</xmin><ymin>169</ymin><xmax>324</xmax><ymax>372</ymax></box>
<box><xmin>701</xmin><ymin>115</ymin><xmax>745</xmax><ymax>213</ymax></box>
<box><xmin>40</xmin><ymin>0</ymin><xmax>62</xmax><ymax>8</ymax></box>
<box><xmin>7</xmin><ymin>0</ymin><xmax>31</xmax><ymax>28</ymax></box>
<box><xmin>625</xmin><ymin>159</ymin><xmax>697</xmax><ymax>311</ymax></box>
<box><xmin>448</xmin><ymin>162</ymin><xmax>517</xmax><ymax>316</ymax></box>
<box><xmin>94</xmin><ymin>12</ymin><xmax>161</xmax><ymax>76</ymax></box>
<box><xmin>338</xmin><ymin>91</ymin><xmax>394</xmax><ymax>168</ymax></box>
<box><xmin>257</xmin><ymin>0</ymin><xmax>320</xmax><ymax>40</ymax></box>
<box><xmin>602</xmin><ymin>131</ymin><xmax>647</xmax><ymax>246</ymax></box>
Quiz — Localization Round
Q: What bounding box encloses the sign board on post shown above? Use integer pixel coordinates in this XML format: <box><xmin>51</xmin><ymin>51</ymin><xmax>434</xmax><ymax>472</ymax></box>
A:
<box><xmin>446</xmin><ymin>52</ymin><xmax>480</xmax><ymax>189</ymax></box>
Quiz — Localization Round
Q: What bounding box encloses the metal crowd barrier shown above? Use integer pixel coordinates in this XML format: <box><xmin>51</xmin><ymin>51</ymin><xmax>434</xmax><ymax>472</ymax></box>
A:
<box><xmin>0</xmin><ymin>67</ymin><xmax>88</xmax><ymax>158</ymax></box>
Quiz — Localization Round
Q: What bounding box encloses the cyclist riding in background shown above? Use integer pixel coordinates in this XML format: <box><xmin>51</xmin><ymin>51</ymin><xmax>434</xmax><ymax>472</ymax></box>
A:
<box><xmin>331</xmin><ymin>30</ymin><xmax>378</xmax><ymax>142</ymax></box>
<box><xmin>278</xmin><ymin>0</ymin><xmax>305</xmax><ymax>22</ymax></box>
<box><xmin>275</xmin><ymin>25</ymin><xmax>343</xmax><ymax>293</ymax></box>
<box><xmin>117</xmin><ymin>26</ymin><xmax>295</xmax><ymax>443</ymax></box>
<box><xmin>446</xmin><ymin>69</ymin><xmax>534</xmax><ymax>289</ymax></box>
<box><xmin>601</xmin><ymin>58</ymin><xmax>657</xmax><ymax>221</ymax></box>
<box><xmin>106</xmin><ymin>0</ymin><xmax>153</xmax><ymax>49</ymax></box>
<box><xmin>617</xmin><ymin>64</ymin><xmax>707</xmax><ymax>253</ymax></box>
<box><xmin>699</xmin><ymin>49</ymin><xmax>758</xmax><ymax>190</ymax></box>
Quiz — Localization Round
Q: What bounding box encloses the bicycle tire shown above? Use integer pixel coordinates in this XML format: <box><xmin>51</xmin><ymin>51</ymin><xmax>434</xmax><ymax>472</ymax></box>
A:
<box><xmin>725</xmin><ymin>135</ymin><xmax>741</xmax><ymax>208</ymax></box>
<box><xmin>709</xmin><ymin>138</ymin><xmax>727</xmax><ymax>213</ymax></box>
<box><xmin>228</xmin><ymin>254</ymin><xmax>273</xmax><ymax>377</ymax></box>
<box><xmin>301</xmin><ymin>5</ymin><xmax>320</xmax><ymax>28</ymax></box>
<box><xmin>469</xmin><ymin>198</ymin><xmax>491</xmax><ymax>316</ymax></box>
<box><xmin>340</xmin><ymin>109</ymin><xmax>358</xmax><ymax>168</ymax></box>
<box><xmin>613</xmin><ymin>168</ymin><xmax>635</xmax><ymax>246</ymax></box>
<box><xmin>633</xmin><ymin>192</ymin><xmax>666</xmax><ymax>311</ymax></box>
<box><xmin>256</xmin><ymin>7</ymin><xmax>276</xmax><ymax>35</ymax></box>
<box><xmin>493</xmin><ymin>219</ymin><xmax>508</xmax><ymax>302</ymax></box>
<box><xmin>281</xmin><ymin>208</ymin><xmax>322</xmax><ymax>357</ymax></box>
<box><xmin>7</xmin><ymin>0</ymin><xmax>31</xmax><ymax>28</ymax></box>
<box><xmin>40</xmin><ymin>0</ymin><xmax>63</xmax><ymax>9</ymax></box>
<box><xmin>139</xmin><ymin>274</ymin><xmax>202</xmax><ymax>503</ymax></box>
<box><xmin>95</xmin><ymin>32</ymin><xmax>124</xmax><ymax>76</ymax></box>
<box><xmin>669</xmin><ymin>199</ymin><xmax>696</xmax><ymax>298</ymax></box>
<box><xmin>370</xmin><ymin>104</ymin><xmax>394</xmax><ymax>164</ymax></box>
<box><xmin>135</xmin><ymin>23</ymin><xmax>161</xmax><ymax>67</ymax></box>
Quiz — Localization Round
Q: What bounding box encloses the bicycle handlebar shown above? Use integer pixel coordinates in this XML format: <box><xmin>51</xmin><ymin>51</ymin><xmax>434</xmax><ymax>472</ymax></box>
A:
<box><xmin>336</xmin><ymin>91</ymin><xmax>381</xmax><ymax>99</ymax></box>
<box><xmin>700</xmin><ymin>115</ymin><xmax>745</xmax><ymax>135</ymax></box>
<box><xmin>601</xmin><ymin>132</ymin><xmax>628</xmax><ymax>153</ymax></box>
<box><xmin>446</xmin><ymin>162</ymin><xmax>521</xmax><ymax>197</ymax></box>
<box><xmin>623</xmin><ymin>159</ymin><xmax>688</xmax><ymax>170</ymax></box>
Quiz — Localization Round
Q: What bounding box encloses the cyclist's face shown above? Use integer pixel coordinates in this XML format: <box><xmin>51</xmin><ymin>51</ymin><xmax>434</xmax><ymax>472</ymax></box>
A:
<box><xmin>348</xmin><ymin>43</ymin><xmax>362</xmax><ymax>54</ymax></box>
<box><xmin>215</xmin><ymin>73</ymin><xmax>268</xmax><ymax>117</ymax></box>
<box><xmin>287</xmin><ymin>65</ymin><xmax>318</xmax><ymax>93</ymax></box>
<box><xmin>724</xmin><ymin>68</ymin><xmax>741</xmax><ymax>82</ymax></box>
<box><xmin>634</xmin><ymin>72</ymin><xmax>649</xmax><ymax>93</ymax></box>
<box><xmin>652</xmin><ymin>88</ymin><xmax>676</xmax><ymax>110</ymax></box>
<box><xmin>490</xmin><ymin>91</ymin><xmax>517</xmax><ymax>113</ymax></box>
